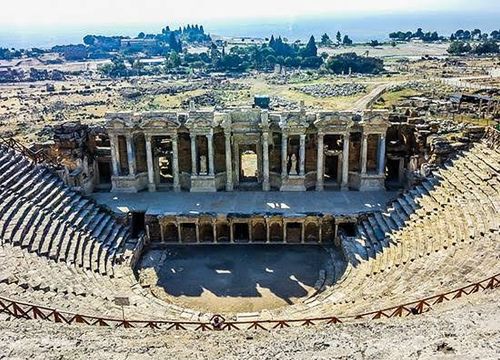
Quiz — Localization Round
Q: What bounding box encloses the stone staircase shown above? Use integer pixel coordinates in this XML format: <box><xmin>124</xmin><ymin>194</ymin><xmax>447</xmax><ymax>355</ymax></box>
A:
<box><xmin>0</xmin><ymin>144</ymin><xmax>133</xmax><ymax>276</ymax></box>
<box><xmin>309</xmin><ymin>138</ymin><xmax>498</xmax><ymax>316</ymax></box>
<box><xmin>1</xmin><ymin>134</ymin><xmax>499</xmax><ymax>324</ymax></box>
<box><xmin>0</xmin><ymin>244</ymin><xmax>189</xmax><ymax>320</ymax></box>
<box><xmin>273</xmin><ymin>135</ymin><xmax>499</xmax><ymax>319</ymax></box>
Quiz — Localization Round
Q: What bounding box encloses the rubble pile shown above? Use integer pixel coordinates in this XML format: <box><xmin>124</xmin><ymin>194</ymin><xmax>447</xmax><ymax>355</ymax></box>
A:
<box><xmin>52</xmin><ymin>121</ymin><xmax>90</xmax><ymax>163</ymax></box>
<box><xmin>0</xmin><ymin>68</ymin><xmax>66</xmax><ymax>83</ymax></box>
<box><xmin>295</xmin><ymin>83</ymin><xmax>367</xmax><ymax>97</ymax></box>
<box><xmin>181</xmin><ymin>92</ymin><xmax>224</xmax><ymax>108</ymax></box>
<box><xmin>269</xmin><ymin>96</ymin><xmax>300</xmax><ymax>110</ymax></box>
<box><xmin>387</xmin><ymin>81</ymin><xmax>433</xmax><ymax>93</ymax></box>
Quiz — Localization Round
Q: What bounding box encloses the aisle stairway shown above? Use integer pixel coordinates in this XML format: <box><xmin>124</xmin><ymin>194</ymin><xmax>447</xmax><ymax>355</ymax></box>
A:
<box><xmin>1</xmin><ymin>132</ymin><xmax>499</xmax><ymax>323</ymax></box>
<box><xmin>283</xmin><ymin>134</ymin><xmax>500</xmax><ymax>318</ymax></box>
<box><xmin>0</xmin><ymin>144</ymin><xmax>134</xmax><ymax>276</ymax></box>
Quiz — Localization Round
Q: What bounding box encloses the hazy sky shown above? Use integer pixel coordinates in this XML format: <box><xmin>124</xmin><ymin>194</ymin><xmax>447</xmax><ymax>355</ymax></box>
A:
<box><xmin>1</xmin><ymin>0</ymin><xmax>495</xmax><ymax>27</ymax></box>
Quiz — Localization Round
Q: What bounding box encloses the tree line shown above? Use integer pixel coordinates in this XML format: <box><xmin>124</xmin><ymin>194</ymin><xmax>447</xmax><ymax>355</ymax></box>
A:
<box><xmin>100</xmin><ymin>35</ymin><xmax>383</xmax><ymax>77</ymax></box>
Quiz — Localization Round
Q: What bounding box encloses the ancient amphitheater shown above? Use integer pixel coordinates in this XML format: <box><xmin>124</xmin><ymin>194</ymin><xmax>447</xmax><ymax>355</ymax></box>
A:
<box><xmin>0</xmin><ymin>108</ymin><xmax>499</xmax><ymax>358</ymax></box>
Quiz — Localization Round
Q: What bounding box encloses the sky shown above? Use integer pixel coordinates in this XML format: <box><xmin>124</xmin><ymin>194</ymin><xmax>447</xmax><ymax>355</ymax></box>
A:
<box><xmin>1</xmin><ymin>0</ymin><xmax>495</xmax><ymax>28</ymax></box>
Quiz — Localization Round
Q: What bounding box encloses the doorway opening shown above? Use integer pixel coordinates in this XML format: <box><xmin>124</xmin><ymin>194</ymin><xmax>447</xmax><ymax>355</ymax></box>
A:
<box><xmin>233</xmin><ymin>223</ymin><xmax>250</xmax><ymax>242</ymax></box>
<box><xmin>130</xmin><ymin>212</ymin><xmax>145</xmax><ymax>237</ymax></box>
<box><xmin>98</xmin><ymin>161</ymin><xmax>111</xmax><ymax>184</ymax></box>
<box><xmin>324</xmin><ymin>154</ymin><xmax>340</xmax><ymax>185</ymax></box>
<box><xmin>240</xmin><ymin>146</ymin><xmax>258</xmax><ymax>183</ymax></box>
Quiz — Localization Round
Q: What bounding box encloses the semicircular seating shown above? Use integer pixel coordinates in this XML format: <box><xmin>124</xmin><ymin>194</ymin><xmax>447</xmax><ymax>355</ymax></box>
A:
<box><xmin>0</xmin><ymin>131</ymin><xmax>499</xmax><ymax>324</ymax></box>
<box><xmin>0</xmin><ymin>144</ymin><xmax>134</xmax><ymax>276</ymax></box>
<box><xmin>278</xmin><ymin>134</ymin><xmax>499</xmax><ymax>319</ymax></box>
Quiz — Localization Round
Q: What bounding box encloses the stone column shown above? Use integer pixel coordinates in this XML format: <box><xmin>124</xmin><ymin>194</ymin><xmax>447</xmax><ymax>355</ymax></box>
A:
<box><xmin>213</xmin><ymin>220</ymin><xmax>217</xmax><ymax>243</ymax></box>
<box><xmin>230</xmin><ymin>222</ymin><xmax>234</xmax><ymax>243</ymax></box>
<box><xmin>341</xmin><ymin>132</ymin><xmax>350</xmax><ymax>190</ymax></box>
<box><xmin>207</xmin><ymin>133</ymin><xmax>214</xmax><ymax>176</ymax></box>
<box><xmin>281</xmin><ymin>133</ymin><xmax>288</xmax><ymax>179</ymax></box>
<box><xmin>109</xmin><ymin>134</ymin><xmax>120</xmax><ymax>177</ymax></box>
<box><xmin>177</xmin><ymin>223</ymin><xmax>182</xmax><ymax>243</ymax></box>
<box><xmin>316</xmin><ymin>132</ymin><xmax>324</xmax><ymax>191</ymax></box>
<box><xmin>195</xmin><ymin>222</ymin><xmax>200</xmax><ymax>243</ymax></box>
<box><xmin>159</xmin><ymin>223</ymin><xmax>164</xmax><ymax>243</ymax></box>
<box><xmin>171</xmin><ymin>134</ymin><xmax>180</xmax><ymax>191</ymax></box>
<box><xmin>301</xmin><ymin>222</ymin><xmax>305</xmax><ymax>244</ymax></box>
<box><xmin>145</xmin><ymin>134</ymin><xmax>156</xmax><ymax>192</ymax></box>
<box><xmin>377</xmin><ymin>134</ymin><xmax>386</xmax><ymax>176</ymax></box>
<box><xmin>190</xmin><ymin>134</ymin><xmax>197</xmax><ymax>175</ymax></box>
<box><xmin>299</xmin><ymin>134</ymin><xmax>306</xmax><ymax>176</ymax></box>
<box><xmin>125</xmin><ymin>133</ymin><xmax>136</xmax><ymax>176</ymax></box>
<box><xmin>262</xmin><ymin>132</ymin><xmax>270</xmax><ymax>191</ymax></box>
<box><xmin>360</xmin><ymin>133</ymin><xmax>368</xmax><ymax>175</ymax></box>
<box><xmin>224</xmin><ymin>130</ymin><xmax>233</xmax><ymax>191</ymax></box>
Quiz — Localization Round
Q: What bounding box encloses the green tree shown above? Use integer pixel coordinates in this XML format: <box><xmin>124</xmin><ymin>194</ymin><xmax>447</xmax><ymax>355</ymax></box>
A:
<box><xmin>336</xmin><ymin>31</ymin><xmax>342</xmax><ymax>44</ymax></box>
<box><xmin>83</xmin><ymin>35</ymin><xmax>95</xmax><ymax>46</ymax></box>
<box><xmin>342</xmin><ymin>35</ymin><xmax>353</xmax><ymax>46</ymax></box>
<box><xmin>471</xmin><ymin>29</ymin><xmax>482</xmax><ymax>40</ymax></box>
<box><xmin>325</xmin><ymin>52</ymin><xmax>384</xmax><ymax>74</ymax></box>
<box><xmin>473</xmin><ymin>40</ymin><xmax>499</xmax><ymax>55</ymax></box>
<box><xmin>447</xmin><ymin>41</ymin><xmax>472</xmax><ymax>55</ymax></box>
<box><xmin>303</xmin><ymin>35</ymin><xmax>318</xmax><ymax>57</ymax></box>
<box><xmin>320</xmin><ymin>33</ymin><xmax>332</xmax><ymax>46</ymax></box>
<box><xmin>165</xmin><ymin>51</ymin><xmax>181</xmax><ymax>68</ymax></box>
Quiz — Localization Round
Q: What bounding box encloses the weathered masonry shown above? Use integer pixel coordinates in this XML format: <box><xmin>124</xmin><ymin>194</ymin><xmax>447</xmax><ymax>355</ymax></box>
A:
<box><xmin>106</xmin><ymin>108</ymin><xmax>390</xmax><ymax>192</ymax></box>
<box><xmin>147</xmin><ymin>213</ymin><xmax>359</xmax><ymax>245</ymax></box>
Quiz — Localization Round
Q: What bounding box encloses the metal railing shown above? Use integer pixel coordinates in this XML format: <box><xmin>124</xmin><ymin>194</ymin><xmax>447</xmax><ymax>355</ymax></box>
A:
<box><xmin>0</xmin><ymin>273</ymin><xmax>498</xmax><ymax>331</ymax></box>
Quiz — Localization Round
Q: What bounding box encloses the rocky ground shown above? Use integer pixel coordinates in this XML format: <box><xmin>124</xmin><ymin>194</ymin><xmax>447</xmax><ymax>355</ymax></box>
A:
<box><xmin>0</xmin><ymin>290</ymin><xmax>498</xmax><ymax>359</ymax></box>
<box><xmin>295</xmin><ymin>83</ymin><xmax>367</xmax><ymax>98</ymax></box>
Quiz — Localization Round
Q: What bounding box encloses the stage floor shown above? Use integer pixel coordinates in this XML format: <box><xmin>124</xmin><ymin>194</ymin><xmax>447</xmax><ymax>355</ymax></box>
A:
<box><xmin>91</xmin><ymin>190</ymin><xmax>398</xmax><ymax>216</ymax></box>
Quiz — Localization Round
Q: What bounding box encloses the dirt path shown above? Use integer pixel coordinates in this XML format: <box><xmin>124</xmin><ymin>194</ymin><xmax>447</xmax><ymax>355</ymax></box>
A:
<box><xmin>350</xmin><ymin>82</ymin><xmax>394</xmax><ymax>111</ymax></box>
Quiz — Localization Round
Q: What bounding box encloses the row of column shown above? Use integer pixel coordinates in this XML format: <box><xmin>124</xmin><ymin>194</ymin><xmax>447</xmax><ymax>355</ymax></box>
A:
<box><xmin>145</xmin><ymin>134</ymin><xmax>180</xmax><ymax>192</ymax></box>
<box><xmin>281</xmin><ymin>134</ymin><xmax>307</xmax><ymax>178</ymax></box>
<box><xmin>158</xmin><ymin>219</ymin><xmax>337</xmax><ymax>243</ymax></box>
<box><xmin>110</xmin><ymin>134</ymin><xmax>136</xmax><ymax>177</ymax></box>
<box><xmin>360</xmin><ymin>133</ymin><xmax>386</xmax><ymax>176</ymax></box>
<box><xmin>110</xmin><ymin>130</ymin><xmax>387</xmax><ymax>191</ymax></box>
<box><xmin>316</xmin><ymin>132</ymin><xmax>350</xmax><ymax>191</ymax></box>
<box><xmin>190</xmin><ymin>133</ymin><xmax>215</xmax><ymax>177</ymax></box>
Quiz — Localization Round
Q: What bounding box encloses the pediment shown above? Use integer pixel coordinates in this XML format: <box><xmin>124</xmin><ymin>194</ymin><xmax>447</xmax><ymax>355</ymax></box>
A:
<box><xmin>315</xmin><ymin>112</ymin><xmax>354</xmax><ymax>132</ymax></box>
<box><xmin>185</xmin><ymin>111</ymin><xmax>215</xmax><ymax>129</ymax></box>
<box><xmin>140</xmin><ymin>115</ymin><xmax>180</xmax><ymax>129</ymax></box>
<box><xmin>279</xmin><ymin>112</ymin><xmax>309</xmax><ymax>130</ymax></box>
<box><xmin>105</xmin><ymin>114</ymin><xmax>134</xmax><ymax>129</ymax></box>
